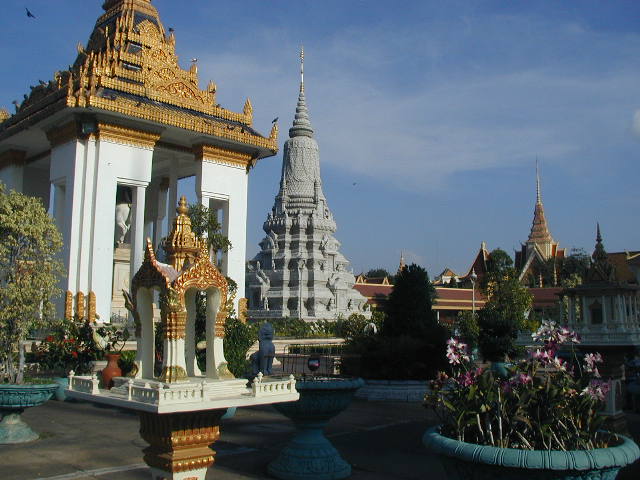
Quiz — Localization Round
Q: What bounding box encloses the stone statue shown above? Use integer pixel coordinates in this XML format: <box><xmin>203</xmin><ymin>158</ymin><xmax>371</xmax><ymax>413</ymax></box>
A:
<box><xmin>250</xmin><ymin>322</ymin><xmax>275</xmax><ymax>376</ymax></box>
<box><xmin>114</xmin><ymin>186</ymin><xmax>132</xmax><ymax>246</ymax></box>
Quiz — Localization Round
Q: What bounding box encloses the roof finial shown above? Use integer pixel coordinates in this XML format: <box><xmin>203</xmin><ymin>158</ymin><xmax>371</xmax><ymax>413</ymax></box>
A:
<box><xmin>536</xmin><ymin>157</ymin><xmax>541</xmax><ymax>205</ymax></box>
<box><xmin>300</xmin><ymin>45</ymin><xmax>304</xmax><ymax>93</ymax></box>
<box><xmin>596</xmin><ymin>222</ymin><xmax>602</xmax><ymax>243</ymax></box>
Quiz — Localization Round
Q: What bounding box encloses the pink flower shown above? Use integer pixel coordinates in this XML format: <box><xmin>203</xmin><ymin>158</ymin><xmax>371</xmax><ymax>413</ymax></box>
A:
<box><xmin>446</xmin><ymin>338</ymin><xmax>470</xmax><ymax>365</ymax></box>
<box><xmin>584</xmin><ymin>353</ymin><xmax>603</xmax><ymax>377</ymax></box>
<box><xmin>581</xmin><ymin>380</ymin><xmax>611</xmax><ymax>402</ymax></box>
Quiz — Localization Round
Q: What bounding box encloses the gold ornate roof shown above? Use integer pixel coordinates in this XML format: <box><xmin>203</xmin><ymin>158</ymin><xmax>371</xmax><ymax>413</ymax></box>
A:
<box><xmin>0</xmin><ymin>0</ymin><xmax>277</xmax><ymax>154</ymax></box>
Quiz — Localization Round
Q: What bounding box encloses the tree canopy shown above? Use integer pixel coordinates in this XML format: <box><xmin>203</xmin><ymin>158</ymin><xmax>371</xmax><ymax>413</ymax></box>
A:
<box><xmin>383</xmin><ymin>263</ymin><xmax>437</xmax><ymax>337</ymax></box>
<box><xmin>478</xmin><ymin>266</ymin><xmax>533</xmax><ymax>361</ymax></box>
<box><xmin>0</xmin><ymin>185</ymin><xmax>64</xmax><ymax>383</ymax></box>
<box><xmin>187</xmin><ymin>203</ymin><xmax>232</xmax><ymax>253</ymax></box>
<box><xmin>366</xmin><ymin>268</ymin><xmax>391</xmax><ymax>279</ymax></box>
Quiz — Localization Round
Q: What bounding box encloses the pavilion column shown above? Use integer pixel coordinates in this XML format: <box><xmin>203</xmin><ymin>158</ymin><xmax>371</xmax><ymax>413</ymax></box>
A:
<box><xmin>130</xmin><ymin>184</ymin><xmax>147</xmax><ymax>277</ymax></box>
<box><xmin>168</xmin><ymin>162</ymin><xmax>178</xmax><ymax>228</ymax></box>
<box><xmin>154</xmin><ymin>177</ymin><xmax>169</xmax><ymax>248</ymax></box>
<box><xmin>161</xmin><ymin>306</ymin><xmax>188</xmax><ymax>383</ymax></box>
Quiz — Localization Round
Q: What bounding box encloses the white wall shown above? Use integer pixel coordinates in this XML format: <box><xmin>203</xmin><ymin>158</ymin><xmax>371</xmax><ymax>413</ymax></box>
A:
<box><xmin>49</xmin><ymin>137</ymin><xmax>153</xmax><ymax>321</ymax></box>
<box><xmin>196</xmin><ymin>160</ymin><xmax>248</xmax><ymax>313</ymax></box>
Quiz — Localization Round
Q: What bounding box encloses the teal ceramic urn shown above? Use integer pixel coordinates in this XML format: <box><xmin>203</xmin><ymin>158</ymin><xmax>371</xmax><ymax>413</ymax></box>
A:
<box><xmin>268</xmin><ymin>376</ymin><xmax>364</xmax><ymax>480</ymax></box>
<box><xmin>0</xmin><ymin>383</ymin><xmax>58</xmax><ymax>444</ymax></box>
<box><xmin>423</xmin><ymin>426</ymin><xmax>640</xmax><ymax>480</ymax></box>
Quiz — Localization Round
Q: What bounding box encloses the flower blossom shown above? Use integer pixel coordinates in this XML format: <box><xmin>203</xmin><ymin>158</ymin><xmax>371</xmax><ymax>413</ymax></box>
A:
<box><xmin>446</xmin><ymin>338</ymin><xmax>470</xmax><ymax>365</ymax></box>
<box><xmin>584</xmin><ymin>353</ymin><xmax>603</xmax><ymax>378</ymax></box>
<box><xmin>532</xmin><ymin>320</ymin><xmax>580</xmax><ymax>346</ymax></box>
<box><xmin>458</xmin><ymin>367</ymin><xmax>484</xmax><ymax>387</ymax></box>
<box><xmin>581</xmin><ymin>380</ymin><xmax>611</xmax><ymax>402</ymax></box>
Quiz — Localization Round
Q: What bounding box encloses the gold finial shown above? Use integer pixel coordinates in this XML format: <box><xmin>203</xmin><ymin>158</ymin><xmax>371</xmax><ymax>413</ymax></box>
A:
<box><xmin>300</xmin><ymin>45</ymin><xmax>304</xmax><ymax>92</ymax></box>
<box><xmin>177</xmin><ymin>195</ymin><xmax>188</xmax><ymax>215</ymax></box>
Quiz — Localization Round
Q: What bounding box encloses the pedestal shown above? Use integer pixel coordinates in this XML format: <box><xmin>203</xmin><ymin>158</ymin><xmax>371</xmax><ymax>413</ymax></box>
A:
<box><xmin>268</xmin><ymin>377</ymin><xmax>364</xmax><ymax>480</ymax></box>
<box><xmin>139</xmin><ymin>410</ymin><xmax>224</xmax><ymax>480</ymax></box>
<box><xmin>112</xmin><ymin>245</ymin><xmax>131</xmax><ymax>318</ymax></box>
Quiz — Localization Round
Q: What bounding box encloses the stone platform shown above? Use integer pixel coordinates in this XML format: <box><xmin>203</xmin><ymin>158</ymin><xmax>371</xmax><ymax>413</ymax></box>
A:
<box><xmin>3</xmin><ymin>399</ymin><xmax>640</xmax><ymax>479</ymax></box>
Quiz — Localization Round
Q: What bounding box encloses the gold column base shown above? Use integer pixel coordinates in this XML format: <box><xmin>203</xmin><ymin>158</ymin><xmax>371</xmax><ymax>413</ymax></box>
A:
<box><xmin>139</xmin><ymin>410</ymin><xmax>225</xmax><ymax>480</ymax></box>
<box><xmin>159</xmin><ymin>365</ymin><xmax>188</xmax><ymax>383</ymax></box>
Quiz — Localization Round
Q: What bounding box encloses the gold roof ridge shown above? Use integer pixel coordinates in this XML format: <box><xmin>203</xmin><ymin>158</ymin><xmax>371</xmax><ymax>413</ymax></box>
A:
<box><xmin>0</xmin><ymin>1</ymin><xmax>278</xmax><ymax>154</ymax></box>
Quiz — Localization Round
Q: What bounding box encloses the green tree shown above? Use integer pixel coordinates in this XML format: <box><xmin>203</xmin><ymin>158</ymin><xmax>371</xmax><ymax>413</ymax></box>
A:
<box><xmin>559</xmin><ymin>248</ymin><xmax>590</xmax><ymax>283</ymax></box>
<box><xmin>188</xmin><ymin>203</ymin><xmax>232</xmax><ymax>253</ymax></box>
<box><xmin>455</xmin><ymin>310</ymin><xmax>479</xmax><ymax>351</ymax></box>
<box><xmin>383</xmin><ymin>263</ymin><xmax>437</xmax><ymax>337</ymax></box>
<box><xmin>478</xmin><ymin>267</ymin><xmax>533</xmax><ymax>361</ymax></box>
<box><xmin>366</xmin><ymin>268</ymin><xmax>391</xmax><ymax>279</ymax></box>
<box><xmin>223</xmin><ymin>318</ymin><xmax>258</xmax><ymax>377</ymax></box>
<box><xmin>362</xmin><ymin>263</ymin><xmax>449</xmax><ymax>379</ymax></box>
<box><xmin>482</xmin><ymin>248</ymin><xmax>514</xmax><ymax>291</ymax></box>
<box><xmin>0</xmin><ymin>185</ymin><xmax>64</xmax><ymax>383</ymax></box>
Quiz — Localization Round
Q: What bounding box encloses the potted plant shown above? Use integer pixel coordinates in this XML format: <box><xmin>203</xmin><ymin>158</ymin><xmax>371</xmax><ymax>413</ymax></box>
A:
<box><xmin>424</xmin><ymin>321</ymin><xmax>640</xmax><ymax>479</ymax></box>
<box><xmin>0</xmin><ymin>185</ymin><xmax>64</xmax><ymax>443</ymax></box>
<box><xmin>35</xmin><ymin>317</ymin><xmax>98</xmax><ymax>400</ymax></box>
<box><xmin>95</xmin><ymin>323</ymin><xmax>130</xmax><ymax>389</ymax></box>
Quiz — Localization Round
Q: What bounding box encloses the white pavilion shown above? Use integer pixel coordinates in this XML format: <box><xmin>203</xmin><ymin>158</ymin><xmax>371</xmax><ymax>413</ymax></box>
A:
<box><xmin>0</xmin><ymin>0</ymin><xmax>277</xmax><ymax>322</ymax></box>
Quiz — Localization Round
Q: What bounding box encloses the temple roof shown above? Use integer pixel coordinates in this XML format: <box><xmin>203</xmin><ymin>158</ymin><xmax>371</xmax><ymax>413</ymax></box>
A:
<box><xmin>0</xmin><ymin>1</ymin><xmax>277</xmax><ymax>155</ymax></box>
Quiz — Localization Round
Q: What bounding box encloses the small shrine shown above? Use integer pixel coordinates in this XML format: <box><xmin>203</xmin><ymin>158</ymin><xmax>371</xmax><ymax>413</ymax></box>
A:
<box><xmin>560</xmin><ymin>225</ymin><xmax>640</xmax><ymax>431</ymax></box>
<box><xmin>561</xmin><ymin>225</ymin><xmax>640</xmax><ymax>346</ymax></box>
<box><xmin>67</xmin><ymin>198</ymin><xmax>299</xmax><ymax>480</ymax></box>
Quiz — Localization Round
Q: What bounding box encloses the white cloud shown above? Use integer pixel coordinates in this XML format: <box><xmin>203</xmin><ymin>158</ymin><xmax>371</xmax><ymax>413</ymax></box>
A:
<box><xmin>190</xmin><ymin>11</ymin><xmax>640</xmax><ymax>195</ymax></box>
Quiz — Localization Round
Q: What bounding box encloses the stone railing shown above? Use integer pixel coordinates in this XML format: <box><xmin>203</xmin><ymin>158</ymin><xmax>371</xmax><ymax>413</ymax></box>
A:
<box><xmin>252</xmin><ymin>373</ymin><xmax>296</xmax><ymax>397</ymax></box>
<box><xmin>68</xmin><ymin>371</ymin><xmax>100</xmax><ymax>394</ymax></box>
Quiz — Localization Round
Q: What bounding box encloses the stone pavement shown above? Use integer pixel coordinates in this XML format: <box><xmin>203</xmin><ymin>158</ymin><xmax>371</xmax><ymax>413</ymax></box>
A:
<box><xmin>1</xmin><ymin>398</ymin><xmax>639</xmax><ymax>480</ymax></box>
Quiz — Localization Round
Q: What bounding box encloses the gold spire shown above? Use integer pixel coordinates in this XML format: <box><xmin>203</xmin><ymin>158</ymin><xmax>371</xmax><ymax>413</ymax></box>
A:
<box><xmin>527</xmin><ymin>162</ymin><xmax>553</xmax><ymax>246</ymax></box>
<box><xmin>163</xmin><ymin>196</ymin><xmax>202</xmax><ymax>271</ymax></box>
<box><xmin>398</xmin><ymin>251</ymin><xmax>406</xmax><ymax>274</ymax></box>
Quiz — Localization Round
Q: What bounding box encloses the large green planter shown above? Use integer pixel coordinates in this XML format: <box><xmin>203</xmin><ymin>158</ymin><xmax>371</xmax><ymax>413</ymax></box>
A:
<box><xmin>0</xmin><ymin>383</ymin><xmax>58</xmax><ymax>444</ymax></box>
<box><xmin>423</xmin><ymin>426</ymin><xmax>640</xmax><ymax>480</ymax></box>
<box><xmin>268</xmin><ymin>376</ymin><xmax>364</xmax><ymax>480</ymax></box>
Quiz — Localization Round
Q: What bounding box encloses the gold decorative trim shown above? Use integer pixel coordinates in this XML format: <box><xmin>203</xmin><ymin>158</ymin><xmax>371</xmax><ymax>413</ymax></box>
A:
<box><xmin>0</xmin><ymin>150</ymin><xmax>26</xmax><ymax>170</ymax></box>
<box><xmin>97</xmin><ymin>123</ymin><xmax>160</xmax><ymax>149</ymax></box>
<box><xmin>138</xmin><ymin>410</ymin><xmax>222</xmax><ymax>475</ymax></box>
<box><xmin>46</xmin><ymin>122</ymin><xmax>79</xmax><ymax>147</ymax></box>
<box><xmin>2</xmin><ymin>0</ymin><xmax>277</xmax><ymax>157</ymax></box>
<box><xmin>65</xmin><ymin>291</ymin><xmax>73</xmax><ymax>320</ymax></box>
<box><xmin>193</xmin><ymin>144</ymin><xmax>253</xmax><ymax>168</ymax></box>
<box><xmin>0</xmin><ymin>108</ymin><xmax>10</xmax><ymax>123</ymax></box>
<box><xmin>88</xmin><ymin>291</ymin><xmax>98</xmax><ymax>323</ymax></box>
<box><xmin>76</xmin><ymin>291</ymin><xmax>85</xmax><ymax>320</ymax></box>
<box><xmin>159</xmin><ymin>365</ymin><xmax>188</xmax><ymax>383</ymax></box>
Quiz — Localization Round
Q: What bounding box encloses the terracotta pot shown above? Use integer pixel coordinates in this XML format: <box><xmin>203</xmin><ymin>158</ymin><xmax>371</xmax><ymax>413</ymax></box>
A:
<box><xmin>101</xmin><ymin>353</ymin><xmax>122</xmax><ymax>389</ymax></box>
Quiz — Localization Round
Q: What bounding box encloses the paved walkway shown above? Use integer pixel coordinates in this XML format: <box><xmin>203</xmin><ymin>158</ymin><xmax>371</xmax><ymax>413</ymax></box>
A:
<box><xmin>1</xmin><ymin>398</ymin><xmax>639</xmax><ymax>479</ymax></box>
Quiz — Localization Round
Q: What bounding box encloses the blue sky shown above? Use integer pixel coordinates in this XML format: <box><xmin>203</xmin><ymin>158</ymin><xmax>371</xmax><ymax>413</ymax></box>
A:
<box><xmin>1</xmin><ymin>1</ymin><xmax>639</xmax><ymax>277</ymax></box>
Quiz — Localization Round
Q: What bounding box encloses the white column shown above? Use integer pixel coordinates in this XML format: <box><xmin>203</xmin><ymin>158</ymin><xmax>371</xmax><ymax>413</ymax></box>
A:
<box><xmin>154</xmin><ymin>177</ymin><xmax>169</xmax><ymax>247</ymax></box>
<box><xmin>168</xmin><ymin>163</ymin><xmax>178</xmax><ymax>227</ymax></box>
<box><xmin>130</xmin><ymin>185</ymin><xmax>147</xmax><ymax>277</ymax></box>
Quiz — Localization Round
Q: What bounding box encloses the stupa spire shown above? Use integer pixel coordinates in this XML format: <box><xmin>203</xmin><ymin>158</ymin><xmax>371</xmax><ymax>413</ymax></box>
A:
<box><xmin>289</xmin><ymin>47</ymin><xmax>314</xmax><ymax>138</ymax></box>
<box><xmin>527</xmin><ymin>161</ymin><xmax>553</xmax><ymax>245</ymax></box>
<box><xmin>536</xmin><ymin>157</ymin><xmax>542</xmax><ymax>205</ymax></box>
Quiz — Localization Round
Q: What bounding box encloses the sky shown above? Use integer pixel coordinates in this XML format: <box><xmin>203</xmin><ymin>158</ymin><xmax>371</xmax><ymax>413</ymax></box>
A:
<box><xmin>1</xmin><ymin>1</ymin><xmax>639</xmax><ymax>278</ymax></box>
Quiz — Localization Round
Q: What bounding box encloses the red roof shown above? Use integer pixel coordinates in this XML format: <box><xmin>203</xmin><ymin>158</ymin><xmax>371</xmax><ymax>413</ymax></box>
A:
<box><xmin>529</xmin><ymin>287</ymin><xmax>562</xmax><ymax>308</ymax></box>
